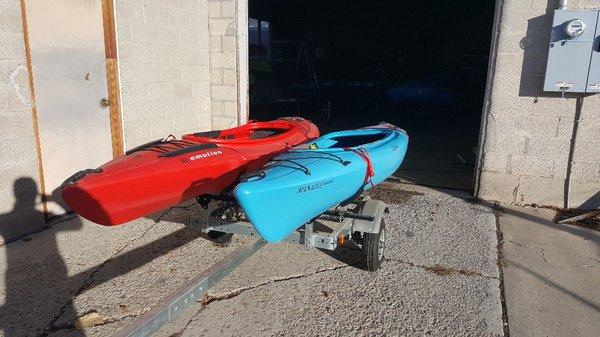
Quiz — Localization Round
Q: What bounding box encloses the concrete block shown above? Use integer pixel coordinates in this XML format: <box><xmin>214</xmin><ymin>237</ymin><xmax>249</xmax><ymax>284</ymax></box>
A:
<box><xmin>170</xmin><ymin>46</ymin><xmax>193</xmax><ymax>64</ymax></box>
<box><xmin>222</xmin><ymin>69</ymin><xmax>236</xmax><ymax>85</ymax></box>
<box><xmin>500</xmin><ymin>115</ymin><xmax>560</xmax><ymax>139</ymax></box>
<box><xmin>220</xmin><ymin>1</ymin><xmax>236</xmax><ymax>18</ymax></box>
<box><xmin>159</xmin><ymin>64</ymin><xmax>182</xmax><ymax>82</ymax></box>
<box><xmin>489</xmin><ymin>95</ymin><xmax>532</xmax><ymax>117</ymax></box>
<box><xmin>210</xmin><ymin>37</ymin><xmax>222</xmax><ymax>52</ymax></box>
<box><xmin>180</xmin><ymin>30</ymin><xmax>200</xmax><ymax>46</ymax></box>
<box><xmin>501</xmin><ymin>9</ymin><xmax>549</xmax><ymax>32</ymax></box>
<box><xmin>132</xmin><ymin>23</ymin><xmax>158</xmax><ymax>44</ymax></box>
<box><xmin>481</xmin><ymin>152</ymin><xmax>510</xmax><ymax>173</ymax></box>
<box><xmin>210</xmin><ymin>69</ymin><xmax>222</xmax><ymax>84</ymax></box>
<box><xmin>191</xmin><ymin>14</ymin><xmax>209</xmax><ymax>33</ymax></box>
<box><xmin>121</xmin><ymin>82</ymin><xmax>149</xmax><ymax>102</ymax></box>
<box><xmin>556</xmin><ymin>116</ymin><xmax>575</xmax><ymax>140</ymax></box>
<box><xmin>529</xmin><ymin>96</ymin><xmax>577</xmax><ymax>118</ymax></box>
<box><xmin>123</xmin><ymin>120</ymin><xmax>153</xmax><ymax>149</ymax></box>
<box><xmin>570</xmin><ymin>161</ymin><xmax>600</xmax><ymax>182</ymax></box>
<box><xmin>142</xmin><ymin>5</ymin><xmax>170</xmax><ymax>25</ymax></box>
<box><xmin>209</xmin><ymin>18</ymin><xmax>235</xmax><ymax>36</ymax></box>
<box><xmin>118</xmin><ymin>43</ymin><xmax>147</xmax><ymax>63</ymax></box>
<box><xmin>208</xmin><ymin>1</ymin><xmax>221</xmax><ymax>17</ymax></box>
<box><xmin>170</xmin><ymin>10</ymin><xmax>191</xmax><ymax>28</ymax></box>
<box><xmin>210</xmin><ymin>51</ymin><xmax>236</xmax><ymax>68</ymax></box>
<box><xmin>222</xmin><ymin>101</ymin><xmax>237</xmax><ymax>117</ymax></box>
<box><xmin>478</xmin><ymin>171</ymin><xmax>519</xmax><ymax>204</ymax></box>
<box><xmin>517</xmin><ymin>175</ymin><xmax>565</xmax><ymax>207</ymax></box>
<box><xmin>148</xmin><ymin>82</ymin><xmax>173</xmax><ymax>101</ymax></box>
<box><xmin>483</xmin><ymin>128</ymin><xmax>527</xmax><ymax>155</ymax></box>
<box><xmin>200</xmin><ymin>95</ymin><xmax>211</xmax><ymax>113</ymax></box>
<box><xmin>577</xmin><ymin>120</ymin><xmax>600</xmax><ymax>140</ymax></box>
<box><xmin>196</xmin><ymin>112</ymin><xmax>212</xmax><ymax>129</ymax></box>
<box><xmin>568</xmin><ymin>180</ymin><xmax>600</xmax><ymax>209</ymax></box>
<box><xmin>497</xmin><ymin>31</ymin><xmax>527</xmax><ymax>54</ymax></box>
<box><xmin>173</xmin><ymin>82</ymin><xmax>193</xmax><ymax>99</ymax></box>
<box><xmin>147</xmin><ymin>45</ymin><xmax>171</xmax><ymax>63</ymax></box>
<box><xmin>133</xmin><ymin>63</ymin><xmax>160</xmax><ymax>82</ymax></box>
<box><xmin>509</xmin><ymin>155</ymin><xmax>555</xmax><ymax>178</ymax></box>
<box><xmin>158</xmin><ymin>26</ymin><xmax>180</xmax><ymax>47</ymax></box>
<box><xmin>193</xmin><ymin>81</ymin><xmax>210</xmax><ymax>98</ymax></box>
<box><xmin>222</xmin><ymin>35</ymin><xmax>237</xmax><ymax>51</ymax></box>
<box><xmin>192</xmin><ymin>48</ymin><xmax>210</xmax><ymax>66</ymax></box>
<box><xmin>573</xmin><ymin>141</ymin><xmax>600</xmax><ymax>163</ymax></box>
<box><xmin>211</xmin><ymin>101</ymin><xmax>222</xmax><ymax>115</ymax></box>
<box><xmin>160</xmin><ymin>0</ymin><xmax>180</xmax><ymax>10</ymax></box>
<box><xmin>579</xmin><ymin>0</ymin><xmax>600</xmax><ymax>10</ymax></box>
<box><xmin>181</xmin><ymin>97</ymin><xmax>203</xmax><ymax>116</ymax></box>
<box><xmin>181</xmin><ymin>65</ymin><xmax>204</xmax><ymax>82</ymax></box>
<box><xmin>115</xmin><ymin>1</ymin><xmax>144</xmax><ymax>23</ymax></box>
<box><xmin>130</xmin><ymin>100</ymin><xmax>162</xmax><ymax>122</ymax></box>
<box><xmin>150</xmin><ymin>117</ymin><xmax>175</xmax><ymax>138</ymax></box>
<box><xmin>524</xmin><ymin>137</ymin><xmax>571</xmax><ymax>159</ymax></box>
<box><xmin>580</xmin><ymin>94</ymin><xmax>600</xmax><ymax>121</ymax></box>
<box><xmin>180</xmin><ymin>0</ymin><xmax>200</xmax><ymax>13</ymax></box>
<box><xmin>211</xmin><ymin>85</ymin><xmax>236</xmax><ymax>100</ymax></box>
<box><xmin>118</xmin><ymin>63</ymin><xmax>135</xmax><ymax>82</ymax></box>
<box><xmin>211</xmin><ymin>115</ymin><xmax>236</xmax><ymax>129</ymax></box>
<box><xmin>161</xmin><ymin>99</ymin><xmax>185</xmax><ymax>117</ymax></box>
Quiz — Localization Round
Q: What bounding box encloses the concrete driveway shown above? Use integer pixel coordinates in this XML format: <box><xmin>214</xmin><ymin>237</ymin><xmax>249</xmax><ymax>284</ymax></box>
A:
<box><xmin>158</xmin><ymin>185</ymin><xmax>504</xmax><ymax>336</ymax></box>
<box><xmin>0</xmin><ymin>183</ymin><xmax>508</xmax><ymax>337</ymax></box>
<box><xmin>0</xmin><ymin>203</ymin><xmax>252</xmax><ymax>337</ymax></box>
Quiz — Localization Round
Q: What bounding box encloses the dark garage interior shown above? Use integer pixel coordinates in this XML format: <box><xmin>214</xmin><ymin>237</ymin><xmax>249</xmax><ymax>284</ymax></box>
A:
<box><xmin>248</xmin><ymin>0</ymin><xmax>496</xmax><ymax>191</ymax></box>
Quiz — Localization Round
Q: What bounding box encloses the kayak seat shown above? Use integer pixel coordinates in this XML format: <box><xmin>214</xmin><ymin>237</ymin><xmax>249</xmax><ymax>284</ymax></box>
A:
<box><xmin>192</xmin><ymin>130</ymin><xmax>221</xmax><ymax>138</ymax></box>
<box><xmin>249</xmin><ymin>130</ymin><xmax>280</xmax><ymax>139</ymax></box>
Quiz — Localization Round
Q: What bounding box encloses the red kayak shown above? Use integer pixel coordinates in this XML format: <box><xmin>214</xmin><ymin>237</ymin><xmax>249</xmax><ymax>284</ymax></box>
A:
<box><xmin>62</xmin><ymin>118</ymin><xmax>319</xmax><ymax>226</ymax></box>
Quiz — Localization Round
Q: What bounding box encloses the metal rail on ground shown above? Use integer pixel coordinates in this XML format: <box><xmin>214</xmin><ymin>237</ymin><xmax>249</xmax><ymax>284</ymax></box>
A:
<box><xmin>114</xmin><ymin>239</ymin><xmax>265</xmax><ymax>337</ymax></box>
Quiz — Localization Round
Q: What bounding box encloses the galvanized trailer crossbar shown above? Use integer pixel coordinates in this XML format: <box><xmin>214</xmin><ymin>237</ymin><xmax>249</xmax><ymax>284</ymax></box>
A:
<box><xmin>116</xmin><ymin>194</ymin><xmax>388</xmax><ymax>337</ymax></box>
<box><xmin>196</xmin><ymin>194</ymin><xmax>389</xmax><ymax>259</ymax></box>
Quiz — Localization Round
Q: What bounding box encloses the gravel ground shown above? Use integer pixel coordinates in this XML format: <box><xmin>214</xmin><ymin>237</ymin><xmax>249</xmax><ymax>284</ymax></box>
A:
<box><xmin>158</xmin><ymin>188</ymin><xmax>504</xmax><ymax>336</ymax></box>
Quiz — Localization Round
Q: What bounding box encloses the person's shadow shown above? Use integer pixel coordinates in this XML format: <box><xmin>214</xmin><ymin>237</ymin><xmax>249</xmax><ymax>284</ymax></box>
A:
<box><xmin>0</xmin><ymin>178</ymin><xmax>84</xmax><ymax>336</ymax></box>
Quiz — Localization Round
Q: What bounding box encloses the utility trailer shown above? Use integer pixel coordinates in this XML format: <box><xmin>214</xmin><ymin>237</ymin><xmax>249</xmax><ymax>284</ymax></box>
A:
<box><xmin>193</xmin><ymin>194</ymin><xmax>389</xmax><ymax>271</ymax></box>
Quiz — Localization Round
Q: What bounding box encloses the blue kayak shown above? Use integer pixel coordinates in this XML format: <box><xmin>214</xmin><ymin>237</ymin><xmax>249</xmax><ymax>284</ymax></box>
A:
<box><xmin>234</xmin><ymin>123</ymin><xmax>409</xmax><ymax>243</ymax></box>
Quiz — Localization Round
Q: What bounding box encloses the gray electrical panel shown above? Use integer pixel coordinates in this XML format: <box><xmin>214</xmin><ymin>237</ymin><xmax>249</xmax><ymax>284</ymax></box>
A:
<box><xmin>587</xmin><ymin>16</ymin><xmax>600</xmax><ymax>92</ymax></box>
<box><xmin>544</xmin><ymin>10</ymin><xmax>600</xmax><ymax>94</ymax></box>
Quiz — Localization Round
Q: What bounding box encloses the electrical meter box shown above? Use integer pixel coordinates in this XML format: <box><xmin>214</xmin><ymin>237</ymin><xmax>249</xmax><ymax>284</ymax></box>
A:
<box><xmin>544</xmin><ymin>10</ymin><xmax>600</xmax><ymax>93</ymax></box>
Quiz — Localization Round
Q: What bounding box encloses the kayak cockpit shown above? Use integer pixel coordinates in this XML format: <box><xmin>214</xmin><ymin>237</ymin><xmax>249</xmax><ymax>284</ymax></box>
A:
<box><xmin>182</xmin><ymin>120</ymin><xmax>305</xmax><ymax>144</ymax></box>
<box><xmin>307</xmin><ymin>129</ymin><xmax>393</xmax><ymax>149</ymax></box>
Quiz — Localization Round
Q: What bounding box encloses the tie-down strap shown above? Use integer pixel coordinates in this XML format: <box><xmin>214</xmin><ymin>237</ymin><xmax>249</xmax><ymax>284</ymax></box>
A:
<box><xmin>344</xmin><ymin>147</ymin><xmax>375</xmax><ymax>184</ymax></box>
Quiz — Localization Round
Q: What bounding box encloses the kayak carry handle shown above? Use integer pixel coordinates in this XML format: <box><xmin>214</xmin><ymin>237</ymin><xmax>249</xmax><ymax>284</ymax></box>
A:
<box><xmin>61</xmin><ymin>168</ymin><xmax>104</xmax><ymax>188</ymax></box>
<box><xmin>239</xmin><ymin>171</ymin><xmax>266</xmax><ymax>182</ymax></box>
<box><xmin>125</xmin><ymin>138</ymin><xmax>166</xmax><ymax>155</ymax></box>
<box><xmin>158</xmin><ymin>143</ymin><xmax>220</xmax><ymax>158</ymax></box>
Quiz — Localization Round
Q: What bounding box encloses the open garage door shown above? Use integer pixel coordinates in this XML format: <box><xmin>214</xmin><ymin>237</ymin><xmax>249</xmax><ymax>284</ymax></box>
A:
<box><xmin>247</xmin><ymin>0</ymin><xmax>496</xmax><ymax>191</ymax></box>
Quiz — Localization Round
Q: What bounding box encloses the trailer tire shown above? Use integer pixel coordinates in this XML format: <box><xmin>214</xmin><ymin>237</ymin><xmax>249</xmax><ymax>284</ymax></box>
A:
<box><xmin>363</xmin><ymin>219</ymin><xmax>386</xmax><ymax>271</ymax></box>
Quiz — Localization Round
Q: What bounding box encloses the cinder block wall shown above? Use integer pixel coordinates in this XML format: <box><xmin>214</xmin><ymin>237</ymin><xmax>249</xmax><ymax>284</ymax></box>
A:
<box><xmin>478</xmin><ymin>0</ymin><xmax>600</xmax><ymax>209</ymax></box>
<box><xmin>115</xmin><ymin>0</ymin><xmax>213</xmax><ymax>149</ymax></box>
<box><xmin>0</xmin><ymin>0</ymin><xmax>45</xmax><ymax>243</ymax></box>
<box><xmin>208</xmin><ymin>0</ymin><xmax>240</xmax><ymax>129</ymax></box>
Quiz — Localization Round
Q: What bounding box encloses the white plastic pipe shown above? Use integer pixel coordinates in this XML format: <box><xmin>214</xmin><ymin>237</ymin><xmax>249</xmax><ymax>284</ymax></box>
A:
<box><xmin>558</xmin><ymin>0</ymin><xmax>568</xmax><ymax>10</ymax></box>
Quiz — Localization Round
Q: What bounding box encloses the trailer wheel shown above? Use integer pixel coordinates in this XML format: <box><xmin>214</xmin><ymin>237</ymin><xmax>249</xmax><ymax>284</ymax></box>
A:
<box><xmin>363</xmin><ymin>219</ymin><xmax>386</xmax><ymax>271</ymax></box>
<box><xmin>207</xmin><ymin>230</ymin><xmax>233</xmax><ymax>245</ymax></box>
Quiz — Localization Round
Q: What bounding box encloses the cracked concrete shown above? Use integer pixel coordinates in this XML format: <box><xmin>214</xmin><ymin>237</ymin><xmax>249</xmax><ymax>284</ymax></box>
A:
<box><xmin>499</xmin><ymin>205</ymin><xmax>600</xmax><ymax>337</ymax></box>
<box><xmin>0</xmin><ymin>202</ymin><xmax>251</xmax><ymax>337</ymax></box>
<box><xmin>158</xmin><ymin>189</ymin><xmax>504</xmax><ymax>336</ymax></box>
